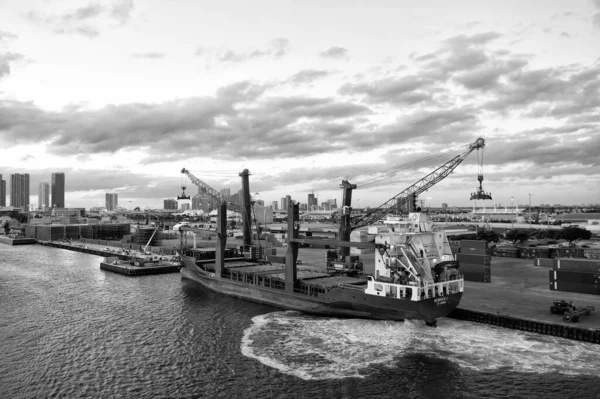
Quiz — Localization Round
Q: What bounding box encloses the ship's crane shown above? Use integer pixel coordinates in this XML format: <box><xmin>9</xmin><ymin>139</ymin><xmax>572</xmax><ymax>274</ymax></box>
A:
<box><xmin>179</xmin><ymin>168</ymin><xmax>254</xmax><ymax>250</ymax></box>
<box><xmin>338</xmin><ymin>138</ymin><xmax>487</xmax><ymax>254</ymax></box>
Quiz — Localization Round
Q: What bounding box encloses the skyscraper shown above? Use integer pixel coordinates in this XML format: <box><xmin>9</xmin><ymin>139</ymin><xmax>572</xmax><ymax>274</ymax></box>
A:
<box><xmin>308</xmin><ymin>193</ymin><xmax>315</xmax><ymax>210</ymax></box>
<box><xmin>105</xmin><ymin>193</ymin><xmax>118</xmax><ymax>211</ymax></box>
<box><xmin>38</xmin><ymin>182</ymin><xmax>50</xmax><ymax>210</ymax></box>
<box><xmin>51</xmin><ymin>172</ymin><xmax>65</xmax><ymax>208</ymax></box>
<box><xmin>0</xmin><ymin>174</ymin><xmax>6</xmax><ymax>207</ymax></box>
<box><xmin>10</xmin><ymin>173</ymin><xmax>30</xmax><ymax>210</ymax></box>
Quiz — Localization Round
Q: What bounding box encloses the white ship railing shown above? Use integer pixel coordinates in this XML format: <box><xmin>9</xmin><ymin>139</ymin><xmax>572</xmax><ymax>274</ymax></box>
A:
<box><xmin>365</xmin><ymin>276</ymin><xmax>463</xmax><ymax>301</ymax></box>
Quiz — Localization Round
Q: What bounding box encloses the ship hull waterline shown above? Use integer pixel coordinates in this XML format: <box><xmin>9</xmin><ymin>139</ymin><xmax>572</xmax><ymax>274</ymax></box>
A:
<box><xmin>181</xmin><ymin>257</ymin><xmax>462</xmax><ymax>324</ymax></box>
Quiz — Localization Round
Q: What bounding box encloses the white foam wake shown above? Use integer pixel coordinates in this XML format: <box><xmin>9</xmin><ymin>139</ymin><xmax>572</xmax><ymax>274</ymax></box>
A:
<box><xmin>240</xmin><ymin>311</ymin><xmax>600</xmax><ymax>380</ymax></box>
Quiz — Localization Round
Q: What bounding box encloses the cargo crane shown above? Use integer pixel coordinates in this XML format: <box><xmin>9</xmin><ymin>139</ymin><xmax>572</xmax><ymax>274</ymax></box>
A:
<box><xmin>335</xmin><ymin>137</ymin><xmax>487</xmax><ymax>266</ymax></box>
<box><xmin>179</xmin><ymin>168</ymin><xmax>254</xmax><ymax>252</ymax></box>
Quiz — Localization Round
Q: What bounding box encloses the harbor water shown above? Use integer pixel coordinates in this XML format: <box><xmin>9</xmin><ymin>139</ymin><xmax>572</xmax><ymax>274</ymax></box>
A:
<box><xmin>1</xmin><ymin>244</ymin><xmax>600</xmax><ymax>398</ymax></box>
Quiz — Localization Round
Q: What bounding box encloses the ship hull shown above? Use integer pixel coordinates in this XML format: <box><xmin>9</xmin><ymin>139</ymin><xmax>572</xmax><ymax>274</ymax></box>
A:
<box><xmin>181</xmin><ymin>256</ymin><xmax>462</xmax><ymax>323</ymax></box>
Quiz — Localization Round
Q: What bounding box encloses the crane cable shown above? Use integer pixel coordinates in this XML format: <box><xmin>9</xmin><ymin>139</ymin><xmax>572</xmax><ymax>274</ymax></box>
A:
<box><xmin>355</xmin><ymin>144</ymin><xmax>471</xmax><ymax>189</ymax></box>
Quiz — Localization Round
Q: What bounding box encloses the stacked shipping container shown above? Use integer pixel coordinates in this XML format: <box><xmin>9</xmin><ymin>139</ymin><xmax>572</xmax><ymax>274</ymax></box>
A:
<box><xmin>457</xmin><ymin>240</ymin><xmax>491</xmax><ymax>283</ymax></box>
<box><xmin>548</xmin><ymin>258</ymin><xmax>600</xmax><ymax>295</ymax></box>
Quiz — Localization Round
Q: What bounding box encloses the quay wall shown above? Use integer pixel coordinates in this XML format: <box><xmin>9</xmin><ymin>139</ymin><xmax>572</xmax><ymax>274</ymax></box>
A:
<box><xmin>448</xmin><ymin>308</ymin><xmax>600</xmax><ymax>344</ymax></box>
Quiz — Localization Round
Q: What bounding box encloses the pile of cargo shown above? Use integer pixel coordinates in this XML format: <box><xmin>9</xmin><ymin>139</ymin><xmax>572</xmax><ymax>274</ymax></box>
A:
<box><xmin>456</xmin><ymin>240</ymin><xmax>491</xmax><ymax>283</ymax></box>
<box><xmin>493</xmin><ymin>245</ymin><xmax>593</xmax><ymax>259</ymax></box>
<box><xmin>549</xmin><ymin>258</ymin><xmax>600</xmax><ymax>295</ymax></box>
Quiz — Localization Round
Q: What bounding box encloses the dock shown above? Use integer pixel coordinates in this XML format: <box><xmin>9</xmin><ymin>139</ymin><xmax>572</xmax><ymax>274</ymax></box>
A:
<box><xmin>447</xmin><ymin>256</ymin><xmax>600</xmax><ymax>343</ymax></box>
<box><xmin>0</xmin><ymin>236</ymin><xmax>37</xmax><ymax>245</ymax></box>
<box><xmin>100</xmin><ymin>258</ymin><xmax>181</xmax><ymax>276</ymax></box>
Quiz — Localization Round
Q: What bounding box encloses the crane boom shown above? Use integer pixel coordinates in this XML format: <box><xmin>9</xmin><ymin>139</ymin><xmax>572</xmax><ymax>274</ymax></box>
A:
<box><xmin>181</xmin><ymin>168</ymin><xmax>226</xmax><ymax>202</ymax></box>
<box><xmin>344</xmin><ymin>137</ymin><xmax>486</xmax><ymax>233</ymax></box>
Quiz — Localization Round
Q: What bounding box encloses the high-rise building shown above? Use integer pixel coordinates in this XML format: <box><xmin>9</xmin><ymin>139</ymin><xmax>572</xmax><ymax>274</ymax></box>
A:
<box><xmin>51</xmin><ymin>172</ymin><xmax>65</xmax><ymax>208</ymax></box>
<box><xmin>0</xmin><ymin>174</ymin><xmax>6</xmax><ymax>207</ymax></box>
<box><xmin>164</xmin><ymin>199</ymin><xmax>178</xmax><ymax>210</ymax></box>
<box><xmin>38</xmin><ymin>182</ymin><xmax>50</xmax><ymax>210</ymax></box>
<box><xmin>308</xmin><ymin>193</ymin><xmax>315</xmax><ymax>210</ymax></box>
<box><xmin>281</xmin><ymin>197</ymin><xmax>287</xmax><ymax>210</ymax></box>
<box><xmin>220</xmin><ymin>188</ymin><xmax>231</xmax><ymax>199</ymax></box>
<box><xmin>10</xmin><ymin>173</ymin><xmax>30</xmax><ymax>210</ymax></box>
<box><xmin>181</xmin><ymin>203</ymin><xmax>190</xmax><ymax>211</ymax></box>
<box><xmin>272</xmin><ymin>201</ymin><xmax>278</xmax><ymax>210</ymax></box>
<box><xmin>192</xmin><ymin>195</ymin><xmax>201</xmax><ymax>210</ymax></box>
<box><xmin>105</xmin><ymin>193</ymin><xmax>118</xmax><ymax>211</ymax></box>
<box><xmin>327</xmin><ymin>199</ymin><xmax>337</xmax><ymax>209</ymax></box>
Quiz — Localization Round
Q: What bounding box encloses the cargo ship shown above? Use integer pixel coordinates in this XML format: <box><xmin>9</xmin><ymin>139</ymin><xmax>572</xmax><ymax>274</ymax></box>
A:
<box><xmin>180</xmin><ymin>204</ymin><xmax>463</xmax><ymax>326</ymax></box>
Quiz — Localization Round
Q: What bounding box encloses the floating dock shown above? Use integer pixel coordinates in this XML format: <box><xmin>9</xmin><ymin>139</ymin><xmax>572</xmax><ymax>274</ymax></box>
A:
<box><xmin>0</xmin><ymin>236</ymin><xmax>37</xmax><ymax>245</ymax></box>
<box><xmin>100</xmin><ymin>258</ymin><xmax>181</xmax><ymax>276</ymax></box>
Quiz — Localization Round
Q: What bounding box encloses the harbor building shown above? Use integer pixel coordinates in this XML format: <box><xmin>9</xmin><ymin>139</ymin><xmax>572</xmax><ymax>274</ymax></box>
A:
<box><xmin>38</xmin><ymin>182</ymin><xmax>50</xmax><ymax>210</ymax></box>
<box><xmin>10</xmin><ymin>173</ymin><xmax>30</xmax><ymax>210</ymax></box>
<box><xmin>105</xmin><ymin>193</ymin><xmax>118</xmax><ymax>211</ymax></box>
<box><xmin>0</xmin><ymin>174</ymin><xmax>6</xmax><ymax>207</ymax></box>
<box><xmin>51</xmin><ymin>172</ymin><xmax>65</xmax><ymax>208</ymax></box>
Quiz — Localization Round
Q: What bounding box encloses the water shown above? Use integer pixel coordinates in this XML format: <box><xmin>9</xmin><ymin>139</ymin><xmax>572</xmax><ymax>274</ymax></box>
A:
<box><xmin>1</xmin><ymin>244</ymin><xmax>600</xmax><ymax>399</ymax></box>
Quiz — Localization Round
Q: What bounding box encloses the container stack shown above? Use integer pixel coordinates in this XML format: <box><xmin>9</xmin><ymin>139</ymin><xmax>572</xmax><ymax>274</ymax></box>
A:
<box><xmin>549</xmin><ymin>259</ymin><xmax>600</xmax><ymax>295</ymax></box>
<box><xmin>350</xmin><ymin>230</ymin><xmax>373</xmax><ymax>255</ymax></box>
<box><xmin>457</xmin><ymin>240</ymin><xmax>491</xmax><ymax>283</ymax></box>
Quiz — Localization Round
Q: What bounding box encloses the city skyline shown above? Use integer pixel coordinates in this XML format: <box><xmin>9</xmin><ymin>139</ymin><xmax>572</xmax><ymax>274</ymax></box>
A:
<box><xmin>1</xmin><ymin>1</ymin><xmax>599</xmax><ymax>209</ymax></box>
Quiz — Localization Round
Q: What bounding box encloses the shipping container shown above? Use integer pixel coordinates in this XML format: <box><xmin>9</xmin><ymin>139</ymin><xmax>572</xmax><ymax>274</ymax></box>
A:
<box><xmin>548</xmin><ymin>280</ymin><xmax>599</xmax><ymax>295</ymax></box>
<box><xmin>549</xmin><ymin>269</ymin><xmax>598</xmax><ymax>284</ymax></box>
<box><xmin>534</xmin><ymin>258</ymin><xmax>554</xmax><ymax>267</ymax></box>
<box><xmin>457</xmin><ymin>253</ymin><xmax>491</xmax><ymax>265</ymax></box>
<box><xmin>553</xmin><ymin>258</ymin><xmax>600</xmax><ymax>273</ymax></box>
<box><xmin>460</xmin><ymin>240</ymin><xmax>489</xmax><ymax>249</ymax></box>
<box><xmin>461</xmin><ymin>269</ymin><xmax>491</xmax><ymax>283</ymax></box>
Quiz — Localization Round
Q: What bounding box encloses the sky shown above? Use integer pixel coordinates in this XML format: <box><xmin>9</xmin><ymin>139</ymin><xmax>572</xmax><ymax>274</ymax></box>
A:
<box><xmin>1</xmin><ymin>0</ymin><xmax>599</xmax><ymax>210</ymax></box>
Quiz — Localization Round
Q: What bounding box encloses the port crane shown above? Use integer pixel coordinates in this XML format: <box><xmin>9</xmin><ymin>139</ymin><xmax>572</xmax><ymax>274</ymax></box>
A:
<box><xmin>337</xmin><ymin>137</ymin><xmax>488</xmax><ymax>259</ymax></box>
<box><xmin>178</xmin><ymin>168</ymin><xmax>254</xmax><ymax>250</ymax></box>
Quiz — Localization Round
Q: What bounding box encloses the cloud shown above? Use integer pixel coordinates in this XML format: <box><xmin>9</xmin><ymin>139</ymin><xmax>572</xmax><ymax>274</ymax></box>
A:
<box><xmin>338</xmin><ymin>75</ymin><xmax>435</xmax><ymax>105</ymax></box>
<box><xmin>25</xmin><ymin>1</ymin><xmax>134</xmax><ymax>37</ymax></box>
<box><xmin>131</xmin><ymin>52</ymin><xmax>166</xmax><ymax>59</ymax></box>
<box><xmin>319</xmin><ymin>47</ymin><xmax>349</xmax><ymax>59</ymax></box>
<box><xmin>287</xmin><ymin>69</ymin><xmax>330</xmax><ymax>85</ymax></box>
<box><xmin>0</xmin><ymin>30</ymin><xmax>18</xmax><ymax>42</ymax></box>
<box><xmin>0</xmin><ymin>52</ymin><xmax>24</xmax><ymax>79</ymax></box>
<box><xmin>592</xmin><ymin>0</ymin><xmax>600</xmax><ymax>29</ymax></box>
<box><xmin>111</xmin><ymin>0</ymin><xmax>134</xmax><ymax>25</ymax></box>
<box><xmin>211</xmin><ymin>38</ymin><xmax>291</xmax><ymax>64</ymax></box>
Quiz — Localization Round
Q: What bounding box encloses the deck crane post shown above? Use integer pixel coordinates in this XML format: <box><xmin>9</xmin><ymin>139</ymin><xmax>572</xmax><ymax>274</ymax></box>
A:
<box><xmin>337</xmin><ymin>137</ymin><xmax>487</xmax><ymax>262</ymax></box>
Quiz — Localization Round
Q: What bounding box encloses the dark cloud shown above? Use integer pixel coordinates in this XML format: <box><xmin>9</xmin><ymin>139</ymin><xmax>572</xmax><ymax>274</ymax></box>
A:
<box><xmin>338</xmin><ymin>75</ymin><xmax>435</xmax><ymax>105</ymax></box>
<box><xmin>0</xmin><ymin>52</ymin><xmax>24</xmax><ymax>78</ymax></box>
<box><xmin>287</xmin><ymin>69</ymin><xmax>330</xmax><ymax>85</ymax></box>
<box><xmin>319</xmin><ymin>47</ymin><xmax>349</xmax><ymax>59</ymax></box>
<box><xmin>131</xmin><ymin>52</ymin><xmax>166</xmax><ymax>59</ymax></box>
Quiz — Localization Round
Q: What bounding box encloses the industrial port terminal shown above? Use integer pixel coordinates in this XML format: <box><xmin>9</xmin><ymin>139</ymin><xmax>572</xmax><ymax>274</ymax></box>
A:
<box><xmin>2</xmin><ymin>137</ymin><xmax>599</xmax><ymax>342</ymax></box>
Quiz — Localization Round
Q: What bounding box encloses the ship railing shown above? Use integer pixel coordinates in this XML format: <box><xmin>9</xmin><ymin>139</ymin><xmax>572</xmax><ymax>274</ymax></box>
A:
<box><xmin>293</xmin><ymin>282</ymin><xmax>327</xmax><ymax>297</ymax></box>
<box><xmin>367</xmin><ymin>278</ymin><xmax>464</xmax><ymax>301</ymax></box>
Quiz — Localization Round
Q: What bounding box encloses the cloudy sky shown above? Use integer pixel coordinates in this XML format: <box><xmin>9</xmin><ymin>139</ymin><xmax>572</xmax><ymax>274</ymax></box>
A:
<box><xmin>1</xmin><ymin>0</ymin><xmax>599</xmax><ymax>210</ymax></box>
